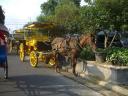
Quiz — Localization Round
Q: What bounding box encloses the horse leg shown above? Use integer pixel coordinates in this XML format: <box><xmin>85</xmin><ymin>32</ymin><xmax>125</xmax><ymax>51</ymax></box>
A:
<box><xmin>55</xmin><ymin>53</ymin><xmax>61</xmax><ymax>73</ymax></box>
<box><xmin>55</xmin><ymin>62</ymin><xmax>60</xmax><ymax>73</ymax></box>
<box><xmin>72</xmin><ymin>57</ymin><xmax>77</xmax><ymax>76</ymax></box>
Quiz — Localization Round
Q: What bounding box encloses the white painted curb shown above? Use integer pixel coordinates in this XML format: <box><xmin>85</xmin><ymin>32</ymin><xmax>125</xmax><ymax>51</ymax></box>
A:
<box><xmin>98</xmin><ymin>81</ymin><xmax>128</xmax><ymax>96</ymax></box>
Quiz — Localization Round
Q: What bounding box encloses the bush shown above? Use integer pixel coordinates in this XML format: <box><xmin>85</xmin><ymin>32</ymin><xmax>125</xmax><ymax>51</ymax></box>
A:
<box><xmin>80</xmin><ymin>45</ymin><xmax>95</xmax><ymax>60</ymax></box>
<box><xmin>95</xmin><ymin>48</ymin><xmax>107</xmax><ymax>53</ymax></box>
<box><xmin>106</xmin><ymin>47</ymin><xmax>128</xmax><ymax>66</ymax></box>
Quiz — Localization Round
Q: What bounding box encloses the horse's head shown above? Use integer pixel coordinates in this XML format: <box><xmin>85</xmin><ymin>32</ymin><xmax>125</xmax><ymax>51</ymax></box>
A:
<box><xmin>79</xmin><ymin>34</ymin><xmax>96</xmax><ymax>50</ymax></box>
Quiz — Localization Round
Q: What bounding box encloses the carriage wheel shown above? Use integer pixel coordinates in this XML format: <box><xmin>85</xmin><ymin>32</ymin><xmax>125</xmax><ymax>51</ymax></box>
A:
<box><xmin>19</xmin><ymin>43</ymin><xmax>25</xmax><ymax>61</ymax></box>
<box><xmin>30</xmin><ymin>51</ymin><xmax>38</xmax><ymax>67</ymax></box>
<box><xmin>48</xmin><ymin>56</ymin><xmax>56</xmax><ymax>66</ymax></box>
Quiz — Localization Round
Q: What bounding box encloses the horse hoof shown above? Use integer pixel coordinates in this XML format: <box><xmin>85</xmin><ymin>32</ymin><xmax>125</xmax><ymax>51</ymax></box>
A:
<box><xmin>57</xmin><ymin>70</ymin><xmax>60</xmax><ymax>73</ymax></box>
<box><xmin>73</xmin><ymin>73</ymin><xmax>78</xmax><ymax>77</ymax></box>
<box><xmin>55</xmin><ymin>68</ymin><xmax>60</xmax><ymax>73</ymax></box>
<box><xmin>65</xmin><ymin>68</ymin><xmax>68</xmax><ymax>72</ymax></box>
<box><xmin>4</xmin><ymin>76</ymin><xmax>8</xmax><ymax>79</ymax></box>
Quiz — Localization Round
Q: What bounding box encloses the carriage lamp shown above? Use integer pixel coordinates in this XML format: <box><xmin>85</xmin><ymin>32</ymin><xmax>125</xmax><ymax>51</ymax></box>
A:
<box><xmin>32</xmin><ymin>40</ymin><xmax>36</xmax><ymax>44</ymax></box>
<box><xmin>32</xmin><ymin>40</ymin><xmax>38</xmax><ymax>50</ymax></box>
<box><xmin>28</xmin><ymin>39</ymin><xmax>37</xmax><ymax>47</ymax></box>
<box><xmin>30</xmin><ymin>40</ymin><xmax>36</xmax><ymax>46</ymax></box>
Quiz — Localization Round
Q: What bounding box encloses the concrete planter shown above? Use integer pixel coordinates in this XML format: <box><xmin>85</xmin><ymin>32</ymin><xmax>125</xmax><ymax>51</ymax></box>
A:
<box><xmin>86</xmin><ymin>61</ymin><xmax>128</xmax><ymax>84</ymax></box>
<box><xmin>95</xmin><ymin>52</ymin><xmax>106</xmax><ymax>63</ymax></box>
<box><xmin>63</xmin><ymin>59</ymin><xmax>87</xmax><ymax>75</ymax></box>
<box><xmin>75</xmin><ymin>59</ymin><xmax>87</xmax><ymax>74</ymax></box>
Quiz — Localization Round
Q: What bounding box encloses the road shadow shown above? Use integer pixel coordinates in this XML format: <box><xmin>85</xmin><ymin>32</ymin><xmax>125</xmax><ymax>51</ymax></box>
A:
<box><xmin>6</xmin><ymin>75</ymin><xmax>82</xmax><ymax>96</ymax></box>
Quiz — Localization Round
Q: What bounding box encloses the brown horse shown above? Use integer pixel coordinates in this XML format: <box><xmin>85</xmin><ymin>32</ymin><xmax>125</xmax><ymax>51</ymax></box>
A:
<box><xmin>51</xmin><ymin>34</ymin><xmax>96</xmax><ymax>76</ymax></box>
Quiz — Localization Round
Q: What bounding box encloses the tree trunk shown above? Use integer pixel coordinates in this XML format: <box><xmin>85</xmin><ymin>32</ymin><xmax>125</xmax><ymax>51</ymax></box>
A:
<box><xmin>108</xmin><ymin>33</ymin><xmax>117</xmax><ymax>47</ymax></box>
<box><xmin>104</xmin><ymin>31</ymin><xmax>108</xmax><ymax>48</ymax></box>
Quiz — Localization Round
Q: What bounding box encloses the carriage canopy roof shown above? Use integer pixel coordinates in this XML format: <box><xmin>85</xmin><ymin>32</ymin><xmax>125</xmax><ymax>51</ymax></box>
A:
<box><xmin>14</xmin><ymin>29</ymin><xmax>24</xmax><ymax>34</ymax></box>
<box><xmin>24</xmin><ymin>22</ymin><xmax>55</xmax><ymax>29</ymax></box>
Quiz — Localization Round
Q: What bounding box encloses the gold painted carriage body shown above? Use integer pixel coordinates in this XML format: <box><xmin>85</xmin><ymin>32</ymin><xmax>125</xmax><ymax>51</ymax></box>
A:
<box><xmin>19</xmin><ymin>22</ymin><xmax>55</xmax><ymax>67</ymax></box>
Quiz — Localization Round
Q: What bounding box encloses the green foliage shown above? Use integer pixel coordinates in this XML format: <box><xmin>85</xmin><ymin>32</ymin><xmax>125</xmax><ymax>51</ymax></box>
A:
<box><xmin>40</xmin><ymin>0</ymin><xmax>58</xmax><ymax>16</ymax></box>
<box><xmin>54</xmin><ymin>1</ymin><xmax>81</xmax><ymax>34</ymax></box>
<box><xmin>84</xmin><ymin>0</ymin><xmax>95</xmax><ymax>5</ymax></box>
<box><xmin>80</xmin><ymin>45</ymin><xmax>95</xmax><ymax>60</ymax></box>
<box><xmin>40</xmin><ymin>0</ymin><xmax>81</xmax><ymax>16</ymax></box>
<box><xmin>58</xmin><ymin>0</ymin><xmax>81</xmax><ymax>7</ymax></box>
<box><xmin>38</xmin><ymin>0</ymin><xmax>128</xmax><ymax>36</ymax></box>
<box><xmin>79</xmin><ymin>6</ymin><xmax>110</xmax><ymax>33</ymax></box>
<box><xmin>37</xmin><ymin>15</ymin><xmax>47</xmax><ymax>22</ymax></box>
<box><xmin>106</xmin><ymin>47</ymin><xmax>128</xmax><ymax>66</ymax></box>
<box><xmin>95</xmin><ymin>48</ymin><xmax>107</xmax><ymax>53</ymax></box>
<box><xmin>95</xmin><ymin>0</ymin><xmax>128</xmax><ymax>31</ymax></box>
<box><xmin>73</xmin><ymin>0</ymin><xmax>81</xmax><ymax>7</ymax></box>
<box><xmin>38</xmin><ymin>0</ymin><xmax>82</xmax><ymax>35</ymax></box>
<box><xmin>82</xmin><ymin>0</ymin><xmax>128</xmax><ymax>33</ymax></box>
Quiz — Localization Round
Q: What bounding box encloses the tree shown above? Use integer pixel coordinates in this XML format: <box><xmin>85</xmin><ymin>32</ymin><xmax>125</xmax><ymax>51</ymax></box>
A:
<box><xmin>54</xmin><ymin>1</ymin><xmax>81</xmax><ymax>34</ymax></box>
<box><xmin>57</xmin><ymin>0</ymin><xmax>81</xmax><ymax>7</ymax></box>
<box><xmin>95</xmin><ymin>0</ymin><xmax>128</xmax><ymax>48</ymax></box>
<box><xmin>73</xmin><ymin>0</ymin><xmax>81</xmax><ymax>7</ymax></box>
<box><xmin>40</xmin><ymin>0</ymin><xmax>59</xmax><ymax>16</ymax></box>
<box><xmin>38</xmin><ymin>0</ymin><xmax>82</xmax><ymax>35</ymax></box>
<box><xmin>83</xmin><ymin>0</ymin><xmax>128</xmax><ymax>32</ymax></box>
<box><xmin>81</xmin><ymin>0</ymin><xmax>128</xmax><ymax>48</ymax></box>
<box><xmin>40</xmin><ymin>0</ymin><xmax>81</xmax><ymax>16</ymax></box>
<box><xmin>38</xmin><ymin>0</ymin><xmax>81</xmax><ymax>22</ymax></box>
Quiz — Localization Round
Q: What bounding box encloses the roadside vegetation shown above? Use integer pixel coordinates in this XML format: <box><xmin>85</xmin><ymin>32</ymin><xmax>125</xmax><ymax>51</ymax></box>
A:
<box><xmin>36</xmin><ymin>0</ymin><xmax>128</xmax><ymax>66</ymax></box>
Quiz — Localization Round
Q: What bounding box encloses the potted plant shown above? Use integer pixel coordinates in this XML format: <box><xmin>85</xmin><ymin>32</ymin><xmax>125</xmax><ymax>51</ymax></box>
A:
<box><xmin>95</xmin><ymin>48</ymin><xmax>107</xmax><ymax>63</ymax></box>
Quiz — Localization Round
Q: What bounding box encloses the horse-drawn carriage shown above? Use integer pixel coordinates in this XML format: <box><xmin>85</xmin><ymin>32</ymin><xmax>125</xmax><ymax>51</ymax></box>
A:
<box><xmin>8</xmin><ymin>29</ymin><xmax>24</xmax><ymax>54</ymax></box>
<box><xmin>18</xmin><ymin>22</ymin><xmax>56</xmax><ymax>67</ymax></box>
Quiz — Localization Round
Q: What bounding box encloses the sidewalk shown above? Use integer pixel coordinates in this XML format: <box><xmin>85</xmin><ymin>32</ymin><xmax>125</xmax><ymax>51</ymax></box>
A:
<box><xmin>60</xmin><ymin>68</ymin><xmax>128</xmax><ymax>96</ymax></box>
<box><xmin>81</xmin><ymin>73</ymin><xmax>128</xmax><ymax>96</ymax></box>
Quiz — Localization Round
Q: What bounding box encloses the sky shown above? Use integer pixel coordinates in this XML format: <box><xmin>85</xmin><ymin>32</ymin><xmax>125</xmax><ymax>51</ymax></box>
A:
<box><xmin>0</xmin><ymin>0</ymin><xmax>86</xmax><ymax>33</ymax></box>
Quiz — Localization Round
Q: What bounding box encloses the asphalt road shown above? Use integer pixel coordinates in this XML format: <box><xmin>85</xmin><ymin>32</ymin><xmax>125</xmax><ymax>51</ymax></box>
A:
<box><xmin>0</xmin><ymin>53</ymin><xmax>121</xmax><ymax>96</ymax></box>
